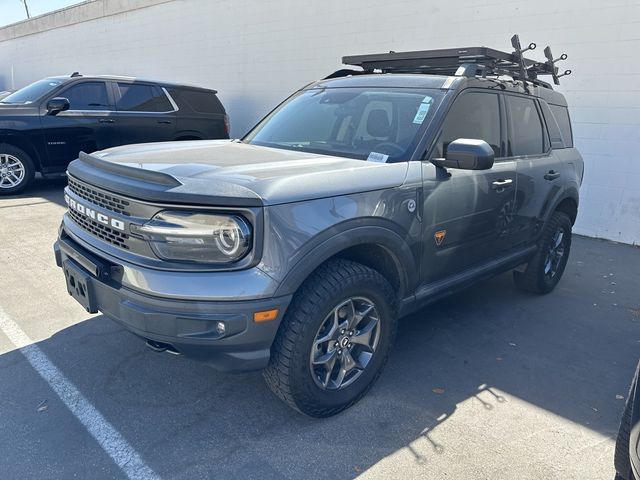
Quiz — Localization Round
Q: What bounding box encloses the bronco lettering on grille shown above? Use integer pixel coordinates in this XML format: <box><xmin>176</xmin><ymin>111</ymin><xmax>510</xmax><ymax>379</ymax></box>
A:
<box><xmin>64</xmin><ymin>194</ymin><xmax>125</xmax><ymax>231</ymax></box>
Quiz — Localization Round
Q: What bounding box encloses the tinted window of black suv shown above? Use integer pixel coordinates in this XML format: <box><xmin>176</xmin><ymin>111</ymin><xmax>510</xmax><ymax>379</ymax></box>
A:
<box><xmin>0</xmin><ymin>75</ymin><xmax>229</xmax><ymax>194</ymax></box>
<box><xmin>116</xmin><ymin>83</ymin><xmax>173</xmax><ymax>112</ymax></box>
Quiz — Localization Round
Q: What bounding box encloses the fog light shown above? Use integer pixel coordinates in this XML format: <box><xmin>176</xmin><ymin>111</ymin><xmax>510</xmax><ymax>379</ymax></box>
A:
<box><xmin>215</xmin><ymin>321</ymin><xmax>226</xmax><ymax>335</ymax></box>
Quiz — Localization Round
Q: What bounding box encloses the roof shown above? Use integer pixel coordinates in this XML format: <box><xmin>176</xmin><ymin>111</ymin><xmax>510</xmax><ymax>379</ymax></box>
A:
<box><xmin>46</xmin><ymin>75</ymin><xmax>216</xmax><ymax>92</ymax></box>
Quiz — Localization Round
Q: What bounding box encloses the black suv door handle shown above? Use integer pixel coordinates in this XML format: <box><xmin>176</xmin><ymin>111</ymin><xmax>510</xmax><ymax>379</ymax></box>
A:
<box><xmin>491</xmin><ymin>178</ymin><xmax>513</xmax><ymax>190</ymax></box>
<box><xmin>99</xmin><ymin>119</ymin><xmax>114</xmax><ymax>124</ymax></box>
<box><xmin>544</xmin><ymin>170</ymin><xmax>561</xmax><ymax>180</ymax></box>
<box><xmin>157</xmin><ymin>120</ymin><xmax>172</xmax><ymax>125</ymax></box>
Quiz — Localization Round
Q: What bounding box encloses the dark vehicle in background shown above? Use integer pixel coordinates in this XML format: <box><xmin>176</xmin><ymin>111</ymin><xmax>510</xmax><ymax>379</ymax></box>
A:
<box><xmin>0</xmin><ymin>74</ymin><xmax>229</xmax><ymax>194</ymax></box>
<box><xmin>616</xmin><ymin>361</ymin><xmax>640</xmax><ymax>480</ymax></box>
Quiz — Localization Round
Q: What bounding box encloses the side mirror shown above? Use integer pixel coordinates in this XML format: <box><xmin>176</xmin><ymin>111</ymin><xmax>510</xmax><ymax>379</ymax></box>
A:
<box><xmin>431</xmin><ymin>138</ymin><xmax>495</xmax><ymax>170</ymax></box>
<box><xmin>46</xmin><ymin>97</ymin><xmax>70</xmax><ymax>115</ymax></box>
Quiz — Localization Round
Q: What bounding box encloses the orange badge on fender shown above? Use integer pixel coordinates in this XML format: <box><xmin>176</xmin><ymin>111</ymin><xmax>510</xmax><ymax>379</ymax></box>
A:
<box><xmin>434</xmin><ymin>230</ymin><xmax>447</xmax><ymax>246</ymax></box>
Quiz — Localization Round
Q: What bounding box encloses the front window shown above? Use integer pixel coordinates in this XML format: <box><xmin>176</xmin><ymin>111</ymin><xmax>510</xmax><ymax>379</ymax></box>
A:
<box><xmin>0</xmin><ymin>78</ymin><xmax>64</xmax><ymax>105</ymax></box>
<box><xmin>245</xmin><ymin>87</ymin><xmax>441</xmax><ymax>162</ymax></box>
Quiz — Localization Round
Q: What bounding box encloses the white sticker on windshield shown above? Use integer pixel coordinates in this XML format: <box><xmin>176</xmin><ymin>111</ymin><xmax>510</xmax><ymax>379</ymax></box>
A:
<box><xmin>367</xmin><ymin>152</ymin><xmax>389</xmax><ymax>163</ymax></box>
<box><xmin>412</xmin><ymin>96</ymin><xmax>433</xmax><ymax>125</ymax></box>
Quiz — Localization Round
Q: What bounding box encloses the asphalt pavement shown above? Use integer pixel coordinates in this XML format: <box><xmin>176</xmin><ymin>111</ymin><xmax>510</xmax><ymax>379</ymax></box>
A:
<box><xmin>0</xmin><ymin>178</ymin><xmax>638</xmax><ymax>479</ymax></box>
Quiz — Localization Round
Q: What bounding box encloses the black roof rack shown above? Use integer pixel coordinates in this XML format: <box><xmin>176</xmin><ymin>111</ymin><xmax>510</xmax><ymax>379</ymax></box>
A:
<box><xmin>337</xmin><ymin>34</ymin><xmax>571</xmax><ymax>88</ymax></box>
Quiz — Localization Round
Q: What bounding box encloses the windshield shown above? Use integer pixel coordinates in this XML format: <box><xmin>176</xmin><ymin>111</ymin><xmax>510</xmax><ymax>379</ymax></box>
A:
<box><xmin>244</xmin><ymin>87</ymin><xmax>441</xmax><ymax>162</ymax></box>
<box><xmin>0</xmin><ymin>78</ymin><xmax>64</xmax><ymax>104</ymax></box>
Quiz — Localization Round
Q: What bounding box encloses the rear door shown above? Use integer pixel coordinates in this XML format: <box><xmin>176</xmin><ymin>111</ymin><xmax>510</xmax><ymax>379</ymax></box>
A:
<box><xmin>421</xmin><ymin>90</ymin><xmax>518</xmax><ymax>283</ymax></box>
<box><xmin>506</xmin><ymin>94</ymin><xmax>563</xmax><ymax>246</ymax></box>
<box><xmin>112</xmin><ymin>82</ymin><xmax>177</xmax><ymax>145</ymax></box>
<box><xmin>41</xmin><ymin>80</ymin><xmax>118</xmax><ymax>169</ymax></box>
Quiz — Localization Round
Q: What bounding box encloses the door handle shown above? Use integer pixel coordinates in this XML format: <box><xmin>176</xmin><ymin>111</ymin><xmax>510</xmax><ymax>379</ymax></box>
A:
<box><xmin>99</xmin><ymin>119</ymin><xmax>114</xmax><ymax>124</ymax></box>
<box><xmin>491</xmin><ymin>178</ymin><xmax>513</xmax><ymax>190</ymax></box>
<box><xmin>544</xmin><ymin>170</ymin><xmax>561</xmax><ymax>180</ymax></box>
<box><xmin>157</xmin><ymin>120</ymin><xmax>172</xmax><ymax>125</ymax></box>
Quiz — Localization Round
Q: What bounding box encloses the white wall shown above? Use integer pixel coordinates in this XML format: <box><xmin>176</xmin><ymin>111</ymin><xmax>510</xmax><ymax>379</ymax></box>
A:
<box><xmin>0</xmin><ymin>0</ymin><xmax>639</xmax><ymax>244</ymax></box>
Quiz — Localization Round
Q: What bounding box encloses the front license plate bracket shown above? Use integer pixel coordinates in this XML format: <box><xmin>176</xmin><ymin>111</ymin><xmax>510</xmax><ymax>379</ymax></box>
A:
<box><xmin>63</xmin><ymin>260</ymin><xmax>98</xmax><ymax>314</ymax></box>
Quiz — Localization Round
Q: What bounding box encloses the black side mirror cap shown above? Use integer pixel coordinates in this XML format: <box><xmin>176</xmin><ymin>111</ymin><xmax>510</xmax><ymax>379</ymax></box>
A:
<box><xmin>431</xmin><ymin>138</ymin><xmax>495</xmax><ymax>170</ymax></box>
<box><xmin>46</xmin><ymin>97</ymin><xmax>70</xmax><ymax>115</ymax></box>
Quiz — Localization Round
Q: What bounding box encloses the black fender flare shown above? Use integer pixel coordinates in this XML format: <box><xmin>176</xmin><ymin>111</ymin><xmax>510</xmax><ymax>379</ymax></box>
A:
<box><xmin>274</xmin><ymin>220</ymin><xmax>419</xmax><ymax>299</ymax></box>
<box><xmin>544</xmin><ymin>185</ymin><xmax>580</xmax><ymax>224</ymax></box>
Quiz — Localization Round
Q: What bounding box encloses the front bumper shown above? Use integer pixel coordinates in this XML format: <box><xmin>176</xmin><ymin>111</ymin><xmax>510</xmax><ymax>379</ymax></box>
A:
<box><xmin>54</xmin><ymin>233</ymin><xmax>291</xmax><ymax>372</ymax></box>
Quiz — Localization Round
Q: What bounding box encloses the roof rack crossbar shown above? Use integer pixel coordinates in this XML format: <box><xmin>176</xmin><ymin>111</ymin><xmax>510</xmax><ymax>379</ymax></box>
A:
<box><xmin>340</xmin><ymin>34</ymin><xmax>570</xmax><ymax>88</ymax></box>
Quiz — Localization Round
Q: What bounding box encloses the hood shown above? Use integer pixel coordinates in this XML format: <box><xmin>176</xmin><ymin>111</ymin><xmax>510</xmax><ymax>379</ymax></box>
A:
<box><xmin>69</xmin><ymin>140</ymin><xmax>410</xmax><ymax>207</ymax></box>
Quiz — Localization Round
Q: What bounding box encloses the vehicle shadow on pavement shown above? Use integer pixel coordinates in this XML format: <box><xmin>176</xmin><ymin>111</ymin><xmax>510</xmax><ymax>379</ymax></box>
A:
<box><xmin>0</xmin><ymin>176</ymin><xmax>67</xmax><ymax>208</ymax></box>
<box><xmin>0</xmin><ymin>237</ymin><xmax>638</xmax><ymax>479</ymax></box>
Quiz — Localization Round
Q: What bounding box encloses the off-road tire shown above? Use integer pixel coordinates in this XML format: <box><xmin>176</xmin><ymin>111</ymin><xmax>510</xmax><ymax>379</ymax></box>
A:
<box><xmin>513</xmin><ymin>211</ymin><xmax>572</xmax><ymax>294</ymax></box>
<box><xmin>263</xmin><ymin>259</ymin><xmax>397</xmax><ymax>417</ymax></box>
<box><xmin>615</xmin><ymin>362</ymin><xmax>639</xmax><ymax>479</ymax></box>
<box><xmin>0</xmin><ymin>144</ymin><xmax>35</xmax><ymax>195</ymax></box>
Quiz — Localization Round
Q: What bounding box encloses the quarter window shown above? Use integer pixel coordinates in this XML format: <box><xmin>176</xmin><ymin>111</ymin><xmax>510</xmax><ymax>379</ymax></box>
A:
<box><xmin>116</xmin><ymin>83</ymin><xmax>173</xmax><ymax>112</ymax></box>
<box><xmin>506</xmin><ymin>96</ymin><xmax>545</xmax><ymax>156</ymax></box>
<box><xmin>549</xmin><ymin>104</ymin><xmax>573</xmax><ymax>148</ymax></box>
<box><xmin>436</xmin><ymin>92</ymin><xmax>501</xmax><ymax>157</ymax></box>
<box><xmin>61</xmin><ymin>82</ymin><xmax>110</xmax><ymax>110</ymax></box>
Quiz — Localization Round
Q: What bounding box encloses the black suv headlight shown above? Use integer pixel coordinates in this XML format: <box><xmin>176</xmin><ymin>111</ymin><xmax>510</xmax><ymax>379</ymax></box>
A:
<box><xmin>131</xmin><ymin>210</ymin><xmax>252</xmax><ymax>264</ymax></box>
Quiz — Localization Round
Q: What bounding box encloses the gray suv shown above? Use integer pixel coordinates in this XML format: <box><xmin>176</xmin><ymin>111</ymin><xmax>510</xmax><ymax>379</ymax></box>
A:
<box><xmin>54</xmin><ymin>39</ymin><xmax>583</xmax><ymax>416</ymax></box>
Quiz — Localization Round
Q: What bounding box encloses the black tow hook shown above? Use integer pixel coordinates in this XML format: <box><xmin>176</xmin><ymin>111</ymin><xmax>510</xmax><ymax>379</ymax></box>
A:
<box><xmin>145</xmin><ymin>339</ymin><xmax>180</xmax><ymax>355</ymax></box>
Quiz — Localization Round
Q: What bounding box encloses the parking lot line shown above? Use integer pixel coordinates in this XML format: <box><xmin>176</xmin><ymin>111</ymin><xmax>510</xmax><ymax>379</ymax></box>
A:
<box><xmin>0</xmin><ymin>305</ymin><xmax>160</xmax><ymax>480</ymax></box>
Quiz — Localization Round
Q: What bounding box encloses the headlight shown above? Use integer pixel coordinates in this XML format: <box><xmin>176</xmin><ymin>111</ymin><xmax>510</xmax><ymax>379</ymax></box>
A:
<box><xmin>131</xmin><ymin>210</ymin><xmax>252</xmax><ymax>263</ymax></box>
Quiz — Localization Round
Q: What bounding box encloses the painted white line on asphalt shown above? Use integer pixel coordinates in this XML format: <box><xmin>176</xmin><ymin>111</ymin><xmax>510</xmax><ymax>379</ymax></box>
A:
<box><xmin>0</xmin><ymin>305</ymin><xmax>160</xmax><ymax>480</ymax></box>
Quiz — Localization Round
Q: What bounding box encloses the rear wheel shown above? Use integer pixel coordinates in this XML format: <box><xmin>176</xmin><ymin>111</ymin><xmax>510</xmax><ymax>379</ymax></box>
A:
<box><xmin>0</xmin><ymin>145</ymin><xmax>35</xmax><ymax>195</ymax></box>
<box><xmin>264</xmin><ymin>259</ymin><xmax>397</xmax><ymax>417</ymax></box>
<box><xmin>513</xmin><ymin>211</ymin><xmax>572</xmax><ymax>294</ymax></box>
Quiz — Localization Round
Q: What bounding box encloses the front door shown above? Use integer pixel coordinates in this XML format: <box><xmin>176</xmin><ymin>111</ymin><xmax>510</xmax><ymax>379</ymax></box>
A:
<box><xmin>421</xmin><ymin>90</ymin><xmax>518</xmax><ymax>283</ymax></box>
<box><xmin>41</xmin><ymin>80</ymin><xmax>119</xmax><ymax>170</ymax></box>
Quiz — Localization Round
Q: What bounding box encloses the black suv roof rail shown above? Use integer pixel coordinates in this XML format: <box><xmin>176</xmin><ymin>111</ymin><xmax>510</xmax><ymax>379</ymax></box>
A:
<box><xmin>335</xmin><ymin>34</ymin><xmax>571</xmax><ymax>89</ymax></box>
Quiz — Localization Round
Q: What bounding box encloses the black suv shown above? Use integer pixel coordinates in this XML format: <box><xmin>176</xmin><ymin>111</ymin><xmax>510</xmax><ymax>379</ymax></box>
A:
<box><xmin>54</xmin><ymin>38</ymin><xmax>583</xmax><ymax>416</ymax></box>
<box><xmin>0</xmin><ymin>74</ymin><xmax>229</xmax><ymax>194</ymax></box>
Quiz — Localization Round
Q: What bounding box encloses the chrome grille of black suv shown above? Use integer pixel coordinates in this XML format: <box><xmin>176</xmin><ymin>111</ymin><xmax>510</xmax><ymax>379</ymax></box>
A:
<box><xmin>68</xmin><ymin>176</ymin><xmax>131</xmax><ymax>216</ymax></box>
<box><xmin>68</xmin><ymin>209</ymin><xmax>130</xmax><ymax>250</ymax></box>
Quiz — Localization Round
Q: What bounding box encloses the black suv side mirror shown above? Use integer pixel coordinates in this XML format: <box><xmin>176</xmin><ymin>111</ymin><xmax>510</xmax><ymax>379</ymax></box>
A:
<box><xmin>46</xmin><ymin>97</ymin><xmax>70</xmax><ymax>116</ymax></box>
<box><xmin>431</xmin><ymin>138</ymin><xmax>495</xmax><ymax>170</ymax></box>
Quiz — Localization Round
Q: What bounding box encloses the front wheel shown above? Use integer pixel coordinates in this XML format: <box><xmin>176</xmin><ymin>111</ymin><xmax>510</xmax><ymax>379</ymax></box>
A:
<box><xmin>513</xmin><ymin>211</ymin><xmax>572</xmax><ymax>294</ymax></box>
<box><xmin>264</xmin><ymin>259</ymin><xmax>397</xmax><ymax>417</ymax></box>
<box><xmin>0</xmin><ymin>145</ymin><xmax>35</xmax><ymax>195</ymax></box>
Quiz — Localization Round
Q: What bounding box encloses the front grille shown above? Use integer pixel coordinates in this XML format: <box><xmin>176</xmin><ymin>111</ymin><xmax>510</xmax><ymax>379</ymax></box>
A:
<box><xmin>68</xmin><ymin>209</ymin><xmax>130</xmax><ymax>250</ymax></box>
<box><xmin>68</xmin><ymin>176</ymin><xmax>131</xmax><ymax>216</ymax></box>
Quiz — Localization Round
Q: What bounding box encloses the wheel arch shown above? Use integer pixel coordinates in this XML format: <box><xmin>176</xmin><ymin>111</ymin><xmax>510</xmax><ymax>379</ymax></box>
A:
<box><xmin>554</xmin><ymin>195</ymin><xmax>578</xmax><ymax>225</ymax></box>
<box><xmin>0</xmin><ymin>132</ymin><xmax>43</xmax><ymax>171</ymax></box>
<box><xmin>172</xmin><ymin>130</ymin><xmax>203</xmax><ymax>141</ymax></box>
<box><xmin>274</xmin><ymin>225</ymin><xmax>418</xmax><ymax>301</ymax></box>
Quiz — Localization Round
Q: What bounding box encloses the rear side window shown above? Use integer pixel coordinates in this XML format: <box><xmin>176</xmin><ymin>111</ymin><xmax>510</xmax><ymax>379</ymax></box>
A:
<box><xmin>506</xmin><ymin>95</ymin><xmax>545</xmax><ymax>156</ymax></box>
<box><xmin>61</xmin><ymin>82</ymin><xmax>110</xmax><ymax>110</ymax></box>
<box><xmin>116</xmin><ymin>83</ymin><xmax>173</xmax><ymax>112</ymax></box>
<box><xmin>173</xmin><ymin>89</ymin><xmax>223</xmax><ymax>114</ymax></box>
<box><xmin>437</xmin><ymin>91</ymin><xmax>501</xmax><ymax>157</ymax></box>
<box><xmin>550</xmin><ymin>104</ymin><xmax>573</xmax><ymax>147</ymax></box>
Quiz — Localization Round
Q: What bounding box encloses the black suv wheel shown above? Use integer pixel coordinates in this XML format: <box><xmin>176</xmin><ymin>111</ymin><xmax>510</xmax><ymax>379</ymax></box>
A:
<box><xmin>513</xmin><ymin>211</ymin><xmax>572</xmax><ymax>294</ymax></box>
<box><xmin>264</xmin><ymin>259</ymin><xmax>397</xmax><ymax>417</ymax></box>
<box><xmin>0</xmin><ymin>145</ymin><xmax>35</xmax><ymax>195</ymax></box>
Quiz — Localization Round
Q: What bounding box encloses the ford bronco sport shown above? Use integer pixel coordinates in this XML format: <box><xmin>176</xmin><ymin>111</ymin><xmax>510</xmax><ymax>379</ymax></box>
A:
<box><xmin>54</xmin><ymin>37</ymin><xmax>582</xmax><ymax>416</ymax></box>
<box><xmin>0</xmin><ymin>73</ymin><xmax>228</xmax><ymax>194</ymax></box>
